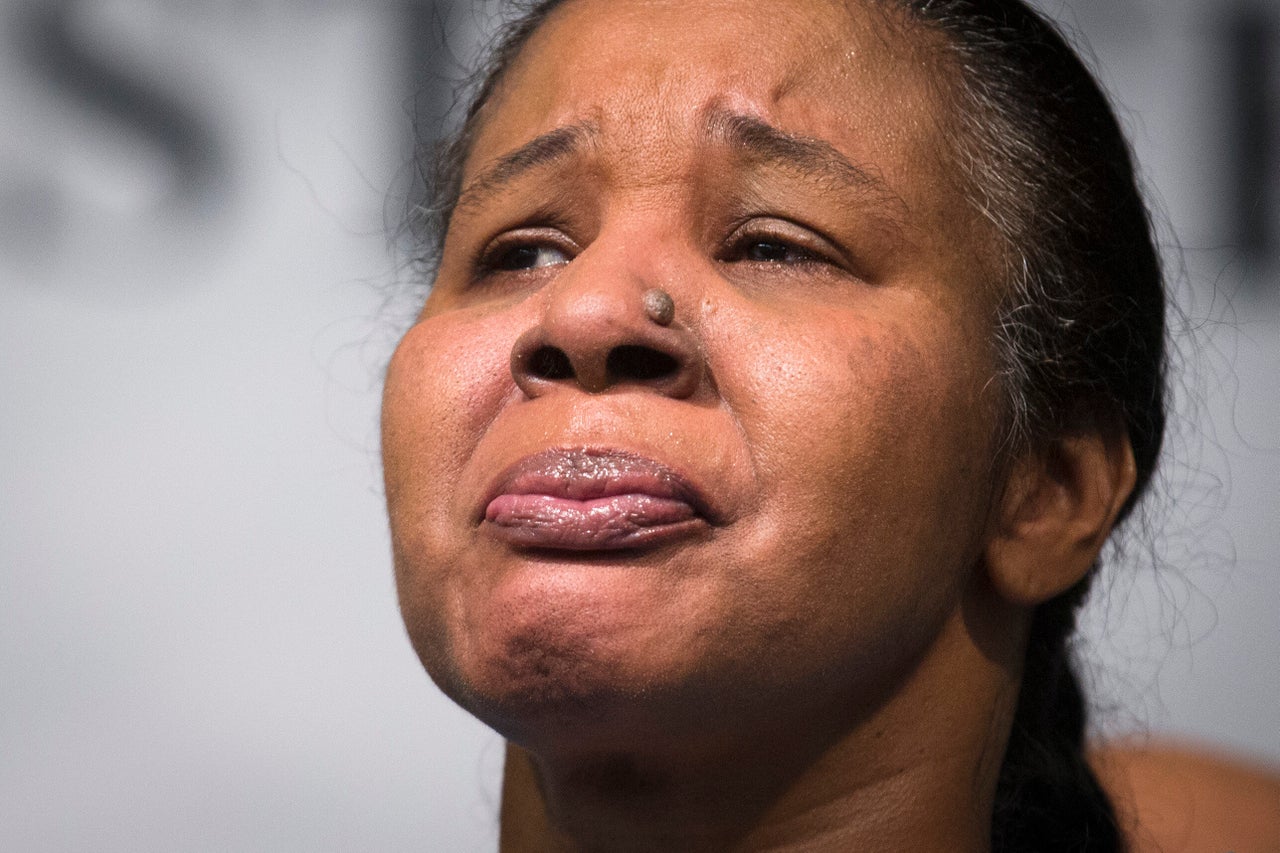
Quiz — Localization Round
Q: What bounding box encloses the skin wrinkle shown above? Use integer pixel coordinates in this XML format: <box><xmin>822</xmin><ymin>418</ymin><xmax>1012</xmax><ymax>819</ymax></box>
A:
<box><xmin>379</xmin><ymin>1</ymin><xmax>1141</xmax><ymax>850</ymax></box>
<box><xmin>454</xmin><ymin>107</ymin><xmax>910</xmax><ymax>252</ymax></box>
<box><xmin>457</xmin><ymin>122</ymin><xmax>599</xmax><ymax>214</ymax></box>
<box><xmin>385</xmin><ymin>0</ymin><xmax>1243</xmax><ymax>850</ymax></box>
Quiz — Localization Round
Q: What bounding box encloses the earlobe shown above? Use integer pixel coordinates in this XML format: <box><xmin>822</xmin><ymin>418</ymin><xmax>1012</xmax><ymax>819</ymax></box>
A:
<box><xmin>984</xmin><ymin>430</ymin><xmax>1138</xmax><ymax>606</ymax></box>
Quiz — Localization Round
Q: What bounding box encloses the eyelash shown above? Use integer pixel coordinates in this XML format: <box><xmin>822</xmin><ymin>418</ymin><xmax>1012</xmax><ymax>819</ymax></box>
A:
<box><xmin>720</xmin><ymin>228</ymin><xmax>834</xmax><ymax>268</ymax></box>
<box><xmin>472</xmin><ymin>219</ymin><xmax>845</xmax><ymax>280</ymax></box>
<box><xmin>474</xmin><ymin>228</ymin><xmax>577</xmax><ymax>278</ymax></box>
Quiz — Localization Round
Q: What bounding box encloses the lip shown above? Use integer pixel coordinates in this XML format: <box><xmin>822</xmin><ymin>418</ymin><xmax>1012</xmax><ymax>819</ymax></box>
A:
<box><xmin>479</xmin><ymin>447</ymin><xmax>718</xmax><ymax>551</ymax></box>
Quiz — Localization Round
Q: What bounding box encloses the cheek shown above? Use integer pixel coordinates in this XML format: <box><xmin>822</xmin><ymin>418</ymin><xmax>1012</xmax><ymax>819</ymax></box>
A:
<box><xmin>382</xmin><ymin>306</ymin><xmax>526</xmax><ymax>696</ymax></box>
<box><xmin>382</xmin><ymin>310</ymin><xmax>515</xmax><ymax>544</ymax></box>
<box><xmin>729</xmin><ymin>309</ymin><xmax>989</xmax><ymax>484</ymax></box>
<box><xmin>711</xmin><ymin>299</ymin><xmax>999</xmax><ymax>612</ymax></box>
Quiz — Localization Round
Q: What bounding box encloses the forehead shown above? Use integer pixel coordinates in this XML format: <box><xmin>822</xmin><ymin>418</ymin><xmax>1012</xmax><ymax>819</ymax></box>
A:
<box><xmin>467</xmin><ymin>0</ymin><xmax>977</xmax><ymax>245</ymax></box>
<box><xmin>477</xmin><ymin>1</ymin><xmax>943</xmax><ymax>151</ymax></box>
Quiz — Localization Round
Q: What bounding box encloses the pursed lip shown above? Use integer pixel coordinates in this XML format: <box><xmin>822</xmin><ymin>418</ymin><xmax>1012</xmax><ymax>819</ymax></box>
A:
<box><xmin>478</xmin><ymin>447</ymin><xmax>720</xmax><ymax>551</ymax></box>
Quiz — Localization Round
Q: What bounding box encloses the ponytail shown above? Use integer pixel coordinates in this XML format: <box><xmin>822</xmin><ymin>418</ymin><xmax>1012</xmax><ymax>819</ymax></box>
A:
<box><xmin>993</xmin><ymin>580</ymin><xmax>1124</xmax><ymax>852</ymax></box>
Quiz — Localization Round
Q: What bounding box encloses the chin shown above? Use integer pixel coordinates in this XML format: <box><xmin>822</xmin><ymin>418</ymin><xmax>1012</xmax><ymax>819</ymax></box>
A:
<box><xmin>411</xmin><ymin>577</ymin><xmax>686</xmax><ymax>749</ymax></box>
<box><xmin>439</xmin><ymin>642</ymin><xmax>682</xmax><ymax>754</ymax></box>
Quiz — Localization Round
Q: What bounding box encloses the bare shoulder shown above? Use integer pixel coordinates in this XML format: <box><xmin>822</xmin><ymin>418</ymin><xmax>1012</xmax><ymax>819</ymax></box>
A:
<box><xmin>1091</xmin><ymin>739</ymin><xmax>1280</xmax><ymax>853</ymax></box>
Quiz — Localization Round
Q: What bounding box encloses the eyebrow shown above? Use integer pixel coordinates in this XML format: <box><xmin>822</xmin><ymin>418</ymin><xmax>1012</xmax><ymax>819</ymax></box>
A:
<box><xmin>455</xmin><ymin>122</ymin><xmax>597</xmax><ymax>213</ymax></box>
<box><xmin>704</xmin><ymin>109</ymin><xmax>904</xmax><ymax>216</ymax></box>
<box><xmin>453</xmin><ymin>110</ymin><xmax>905</xmax><ymax>224</ymax></box>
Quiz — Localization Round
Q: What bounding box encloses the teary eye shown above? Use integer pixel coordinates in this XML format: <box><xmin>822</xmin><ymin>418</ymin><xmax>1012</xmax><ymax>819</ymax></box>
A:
<box><xmin>741</xmin><ymin>239</ymin><xmax>815</xmax><ymax>264</ymax></box>
<box><xmin>720</xmin><ymin>216</ymin><xmax>846</xmax><ymax>271</ymax></box>
<box><xmin>491</xmin><ymin>243</ymin><xmax>571</xmax><ymax>271</ymax></box>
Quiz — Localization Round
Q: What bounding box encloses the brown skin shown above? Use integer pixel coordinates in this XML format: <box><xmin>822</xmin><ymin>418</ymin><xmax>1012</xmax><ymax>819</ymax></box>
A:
<box><xmin>381</xmin><ymin>1</ymin><xmax>1135</xmax><ymax>850</ymax></box>
<box><xmin>1093</xmin><ymin>741</ymin><xmax>1280</xmax><ymax>853</ymax></box>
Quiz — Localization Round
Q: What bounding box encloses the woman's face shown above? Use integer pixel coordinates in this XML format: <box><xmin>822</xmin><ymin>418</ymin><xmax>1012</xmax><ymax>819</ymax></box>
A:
<box><xmin>383</xmin><ymin>0</ymin><xmax>1007</xmax><ymax>751</ymax></box>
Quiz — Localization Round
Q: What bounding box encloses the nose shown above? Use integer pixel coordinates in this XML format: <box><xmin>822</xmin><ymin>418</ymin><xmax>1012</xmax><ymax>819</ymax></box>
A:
<box><xmin>510</xmin><ymin>275</ymin><xmax>704</xmax><ymax>400</ymax></box>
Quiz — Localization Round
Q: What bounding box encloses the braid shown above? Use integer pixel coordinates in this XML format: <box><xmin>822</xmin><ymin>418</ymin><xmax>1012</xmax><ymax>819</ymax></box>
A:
<box><xmin>890</xmin><ymin>2</ymin><xmax>1165</xmax><ymax>848</ymax></box>
<box><xmin>994</xmin><ymin>580</ymin><xmax>1124</xmax><ymax>852</ymax></box>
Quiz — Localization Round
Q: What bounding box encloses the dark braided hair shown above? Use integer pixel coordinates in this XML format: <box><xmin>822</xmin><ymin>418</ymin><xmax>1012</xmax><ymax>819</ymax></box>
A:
<box><xmin>895</xmin><ymin>4</ymin><xmax>1166</xmax><ymax>851</ymax></box>
<box><xmin>411</xmin><ymin>2</ymin><xmax>1168</xmax><ymax>850</ymax></box>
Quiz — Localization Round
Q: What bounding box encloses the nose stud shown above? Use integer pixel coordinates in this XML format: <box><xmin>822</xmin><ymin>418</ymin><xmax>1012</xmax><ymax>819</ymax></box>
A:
<box><xmin>643</xmin><ymin>288</ymin><xmax>675</xmax><ymax>326</ymax></box>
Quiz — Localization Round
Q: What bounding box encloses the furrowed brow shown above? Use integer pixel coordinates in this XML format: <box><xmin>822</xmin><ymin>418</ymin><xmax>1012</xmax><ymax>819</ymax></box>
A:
<box><xmin>705</xmin><ymin>109</ymin><xmax>905</xmax><ymax>219</ymax></box>
<box><xmin>455</xmin><ymin>123</ymin><xmax>596</xmax><ymax>212</ymax></box>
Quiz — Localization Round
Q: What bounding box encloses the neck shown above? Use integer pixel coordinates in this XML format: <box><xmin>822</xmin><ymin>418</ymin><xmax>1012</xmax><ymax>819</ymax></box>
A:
<box><xmin>497</xmin><ymin>603</ymin><xmax>1025</xmax><ymax>853</ymax></box>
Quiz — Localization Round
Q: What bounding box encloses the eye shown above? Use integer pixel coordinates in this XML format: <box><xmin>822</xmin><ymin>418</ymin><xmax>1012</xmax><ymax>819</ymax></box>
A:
<box><xmin>739</xmin><ymin>239</ymin><xmax>820</xmax><ymax>264</ymax></box>
<box><xmin>721</xmin><ymin>218</ymin><xmax>842</xmax><ymax>269</ymax></box>
<box><xmin>487</xmin><ymin>242</ymin><xmax>571</xmax><ymax>272</ymax></box>
<box><xmin>471</xmin><ymin>225</ymin><xmax>579</xmax><ymax>281</ymax></box>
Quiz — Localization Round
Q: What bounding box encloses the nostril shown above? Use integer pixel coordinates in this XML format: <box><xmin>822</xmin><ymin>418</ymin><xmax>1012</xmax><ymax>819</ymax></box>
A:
<box><xmin>527</xmin><ymin>345</ymin><xmax>575</xmax><ymax>381</ymax></box>
<box><xmin>607</xmin><ymin>345</ymin><xmax>680</xmax><ymax>382</ymax></box>
<box><xmin>510</xmin><ymin>321</ymin><xmax>700</xmax><ymax>398</ymax></box>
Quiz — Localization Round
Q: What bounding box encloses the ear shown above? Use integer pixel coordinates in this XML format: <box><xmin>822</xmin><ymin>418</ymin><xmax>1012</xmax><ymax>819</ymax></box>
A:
<box><xmin>984</xmin><ymin>429</ymin><xmax>1138</xmax><ymax>606</ymax></box>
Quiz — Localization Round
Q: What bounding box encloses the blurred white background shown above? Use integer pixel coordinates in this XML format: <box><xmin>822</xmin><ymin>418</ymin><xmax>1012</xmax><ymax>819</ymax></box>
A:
<box><xmin>0</xmin><ymin>1</ymin><xmax>1276</xmax><ymax>851</ymax></box>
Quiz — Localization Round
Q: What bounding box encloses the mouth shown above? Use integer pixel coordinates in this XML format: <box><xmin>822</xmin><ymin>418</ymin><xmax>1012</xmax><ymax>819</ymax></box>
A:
<box><xmin>480</xmin><ymin>447</ymin><xmax>717</xmax><ymax>551</ymax></box>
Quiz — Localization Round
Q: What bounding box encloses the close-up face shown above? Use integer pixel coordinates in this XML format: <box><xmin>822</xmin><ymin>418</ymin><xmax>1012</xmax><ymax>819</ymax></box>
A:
<box><xmin>382</xmin><ymin>0</ymin><xmax>1010</xmax><ymax>753</ymax></box>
